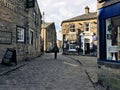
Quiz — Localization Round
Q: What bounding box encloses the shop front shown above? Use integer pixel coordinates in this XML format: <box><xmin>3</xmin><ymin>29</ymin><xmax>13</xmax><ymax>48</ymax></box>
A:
<box><xmin>98</xmin><ymin>2</ymin><xmax>120</xmax><ymax>90</ymax></box>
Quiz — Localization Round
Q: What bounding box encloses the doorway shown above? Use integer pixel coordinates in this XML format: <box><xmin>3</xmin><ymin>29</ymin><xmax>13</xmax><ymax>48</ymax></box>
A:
<box><xmin>85</xmin><ymin>43</ymin><xmax>90</xmax><ymax>54</ymax></box>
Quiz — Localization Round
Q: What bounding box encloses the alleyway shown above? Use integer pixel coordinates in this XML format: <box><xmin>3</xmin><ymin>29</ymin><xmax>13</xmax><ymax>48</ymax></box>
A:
<box><xmin>0</xmin><ymin>53</ymin><xmax>95</xmax><ymax>90</ymax></box>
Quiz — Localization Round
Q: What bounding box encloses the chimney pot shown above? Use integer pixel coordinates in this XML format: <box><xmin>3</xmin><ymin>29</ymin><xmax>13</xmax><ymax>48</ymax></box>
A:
<box><xmin>85</xmin><ymin>6</ymin><xmax>89</xmax><ymax>14</ymax></box>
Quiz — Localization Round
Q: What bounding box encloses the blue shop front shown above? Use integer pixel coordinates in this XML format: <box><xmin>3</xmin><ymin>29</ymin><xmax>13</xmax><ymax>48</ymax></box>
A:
<box><xmin>98</xmin><ymin>2</ymin><xmax>120</xmax><ymax>89</ymax></box>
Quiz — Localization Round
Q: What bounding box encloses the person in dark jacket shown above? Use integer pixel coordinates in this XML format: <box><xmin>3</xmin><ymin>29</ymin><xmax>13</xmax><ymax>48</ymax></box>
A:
<box><xmin>52</xmin><ymin>44</ymin><xmax>59</xmax><ymax>59</ymax></box>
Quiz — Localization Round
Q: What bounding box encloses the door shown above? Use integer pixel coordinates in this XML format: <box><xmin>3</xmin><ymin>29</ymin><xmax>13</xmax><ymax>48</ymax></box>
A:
<box><xmin>85</xmin><ymin>43</ymin><xmax>90</xmax><ymax>54</ymax></box>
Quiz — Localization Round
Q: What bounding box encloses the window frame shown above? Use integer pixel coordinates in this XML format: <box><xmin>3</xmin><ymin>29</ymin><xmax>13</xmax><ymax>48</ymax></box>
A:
<box><xmin>69</xmin><ymin>24</ymin><xmax>75</xmax><ymax>32</ymax></box>
<box><xmin>84</xmin><ymin>22</ymin><xmax>90</xmax><ymax>32</ymax></box>
<box><xmin>106</xmin><ymin>17</ymin><xmax>120</xmax><ymax>61</ymax></box>
<box><xmin>16</xmin><ymin>25</ymin><xmax>25</xmax><ymax>43</ymax></box>
<box><xmin>29</xmin><ymin>30</ymin><xmax>34</xmax><ymax>45</ymax></box>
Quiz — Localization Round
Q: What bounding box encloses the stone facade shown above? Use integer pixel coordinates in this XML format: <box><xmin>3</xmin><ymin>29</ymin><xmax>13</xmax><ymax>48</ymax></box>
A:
<box><xmin>57</xmin><ymin>40</ymin><xmax>62</xmax><ymax>49</ymax></box>
<box><xmin>41</xmin><ymin>22</ymin><xmax>56</xmax><ymax>52</ymax></box>
<box><xmin>0</xmin><ymin>0</ymin><xmax>42</xmax><ymax>62</ymax></box>
<box><xmin>61</xmin><ymin>6</ymin><xmax>97</xmax><ymax>54</ymax></box>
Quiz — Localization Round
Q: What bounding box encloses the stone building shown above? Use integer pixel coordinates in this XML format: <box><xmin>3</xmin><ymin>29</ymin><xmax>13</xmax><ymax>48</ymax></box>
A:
<box><xmin>61</xmin><ymin>6</ymin><xmax>97</xmax><ymax>55</ymax></box>
<box><xmin>41</xmin><ymin>22</ymin><xmax>56</xmax><ymax>52</ymax></box>
<box><xmin>57</xmin><ymin>39</ymin><xmax>62</xmax><ymax>49</ymax></box>
<box><xmin>0</xmin><ymin>0</ymin><xmax>42</xmax><ymax>63</ymax></box>
<box><xmin>97</xmin><ymin>0</ymin><xmax>120</xmax><ymax>90</ymax></box>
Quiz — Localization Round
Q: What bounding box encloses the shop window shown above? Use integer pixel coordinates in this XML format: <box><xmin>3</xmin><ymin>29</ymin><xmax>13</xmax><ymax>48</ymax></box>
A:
<box><xmin>16</xmin><ymin>26</ymin><xmax>25</xmax><ymax>43</ymax></box>
<box><xmin>106</xmin><ymin>16</ymin><xmax>120</xmax><ymax>60</ymax></box>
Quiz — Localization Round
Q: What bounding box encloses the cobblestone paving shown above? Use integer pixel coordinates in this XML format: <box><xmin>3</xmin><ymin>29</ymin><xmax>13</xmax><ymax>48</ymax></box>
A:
<box><xmin>0</xmin><ymin>53</ymin><xmax>94</xmax><ymax>90</ymax></box>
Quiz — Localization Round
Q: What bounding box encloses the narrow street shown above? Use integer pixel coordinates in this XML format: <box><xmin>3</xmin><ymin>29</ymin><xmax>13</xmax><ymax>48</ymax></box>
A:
<box><xmin>0</xmin><ymin>53</ymin><xmax>95</xmax><ymax>90</ymax></box>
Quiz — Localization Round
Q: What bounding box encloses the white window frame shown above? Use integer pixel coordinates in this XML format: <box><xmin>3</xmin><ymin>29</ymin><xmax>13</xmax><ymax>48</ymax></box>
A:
<box><xmin>17</xmin><ymin>26</ymin><xmax>25</xmax><ymax>43</ymax></box>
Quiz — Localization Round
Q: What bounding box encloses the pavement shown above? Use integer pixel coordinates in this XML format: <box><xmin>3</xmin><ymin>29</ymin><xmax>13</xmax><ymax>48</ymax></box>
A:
<box><xmin>0</xmin><ymin>59</ymin><xmax>33</xmax><ymax>76</ymax></box>
<box><xmin>66</xmin><ymin>55</ymin><xmax>98</xmax><ymax>84</ymax></box>
<box><xmin>0</xmin><ymin>53</ymin><xmax>103</xmax><ymax>89</ymax></box>
<box><xmin>65</xmin><ymin>54</ymin><xmax>106</xmax><ymax>90</ymax></box>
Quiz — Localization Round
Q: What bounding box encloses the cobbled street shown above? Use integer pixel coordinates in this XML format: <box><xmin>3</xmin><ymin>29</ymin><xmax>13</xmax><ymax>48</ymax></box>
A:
<box><xmin>0</xmin><ymin>53</ymin><xmax>95</xmax><ymax>90</ymax></box>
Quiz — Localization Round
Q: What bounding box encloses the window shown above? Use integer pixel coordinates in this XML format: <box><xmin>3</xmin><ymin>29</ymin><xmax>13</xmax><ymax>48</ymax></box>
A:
<box><xmin>69</xmin><ymin>24</ymin><xmax>75</xmax><ymax>32</ymax></box>
<box><xmin>16</xmin><ymin>26</ymin><xmax>25</xmax><ymax>43</ymax></box>
<box><xmin>29</xmin><ymin>30</ymin><xmax>33</xmax><ymax>44</ymax></box>
<box><xmin>84</xmin><ymin>22</ymin><xmax>89</xmax><ymax>31</ymax></box>
<box><xmin>33</xmin><ymin>11</ymin><xmax>38</xmax><ymax>25</ymax></box>
<box><xmin>106</xmin><ymin>16</ymin><xmax>120</xmax><ymax>60</ymax></box>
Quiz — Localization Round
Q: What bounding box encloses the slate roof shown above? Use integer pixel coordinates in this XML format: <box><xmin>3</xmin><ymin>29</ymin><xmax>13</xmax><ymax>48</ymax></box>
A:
<box><xmin>62</xmin><ymin>12</ymin><xmax>97</xmax><ymax>24</ymax></box>
<box><xmin>43</xmin><ymin>22</ymin><xmax>54</xmax><ymax>28</ymax></box>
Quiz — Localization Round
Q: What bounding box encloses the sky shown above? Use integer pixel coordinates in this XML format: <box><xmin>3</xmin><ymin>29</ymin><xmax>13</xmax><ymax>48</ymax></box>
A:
<box><xmin>37</xmin><ymin>0</ymin><xmax>97</xmax><ymax>40</ymax></box>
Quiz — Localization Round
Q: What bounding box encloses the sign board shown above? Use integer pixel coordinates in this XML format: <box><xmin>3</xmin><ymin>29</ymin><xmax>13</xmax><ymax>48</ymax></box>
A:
<box><xmin>1</xmin><ymin>48</ymin><xmax>17</xmax><ymax>65</ymax></box>
<box><xmin>0</xmin><ymin>31</ymin><xmax>12</xmax><ymax>44</ymax></box>
<box><xmin>108</xmin><ymin>46</ymin><xmax>119</xmax><ymax>52</ymax></box>
<box><xmin>26</xmin><ymin>0</ymin><xmax>35</xmax><ymax>8</ymax></box>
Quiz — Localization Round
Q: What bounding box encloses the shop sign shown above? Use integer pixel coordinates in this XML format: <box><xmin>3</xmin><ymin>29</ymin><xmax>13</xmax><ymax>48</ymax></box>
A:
<box><xmin>108</xmin><ymin>46</ymin><xmax>119</xmax><ymax>52</ymax></box>
<box><xmin>0</xmin><ymin>31</ymin><xmax>12</xmax><ymax>44</ymax></box>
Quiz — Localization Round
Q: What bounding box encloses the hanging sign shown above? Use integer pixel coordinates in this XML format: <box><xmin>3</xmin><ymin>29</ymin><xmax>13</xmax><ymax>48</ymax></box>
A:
<box><xmin>26</xmin><ymin>0</ymin><xmax>35</xmax><ymax>8</ymax></box>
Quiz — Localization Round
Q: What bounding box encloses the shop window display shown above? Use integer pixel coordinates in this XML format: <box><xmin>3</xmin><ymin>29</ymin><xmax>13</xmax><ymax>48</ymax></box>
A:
<box><xmin>106</xmin><ymin>16</ymin><xmax>120</xmax><ymax>60</ymax></box>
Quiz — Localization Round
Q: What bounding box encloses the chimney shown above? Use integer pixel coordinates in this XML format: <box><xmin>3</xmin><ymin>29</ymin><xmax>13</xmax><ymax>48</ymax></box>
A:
<box><xmin>85</xmin><ymin>6</ymin><xmax>89</xmax><ymax>14</ymax></box>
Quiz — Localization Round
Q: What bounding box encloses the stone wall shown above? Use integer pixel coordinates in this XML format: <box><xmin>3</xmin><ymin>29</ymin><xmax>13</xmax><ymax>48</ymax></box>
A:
<box><xmin>98</xmin><ymin>63</ymin><xmax>120</xmax><ymax>90</ymax></box>
<box><xmin>0</xmin><ymin>0</ymin><xmax>42</xmax><ymax>63</ymax></box>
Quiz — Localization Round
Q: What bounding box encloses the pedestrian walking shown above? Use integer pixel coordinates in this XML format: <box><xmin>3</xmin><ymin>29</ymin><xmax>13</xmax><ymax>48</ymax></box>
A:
<box><xmin>52</xmin><ymin>43</ymin><xmax>59</xmax><ymax>59</ymax></box>
<box><xmin>76</xmin><ymin>45</ymin><xmax>80</xmax><ymax>55</ymax></box>
<box><xmin>92</xmin><ymin>43</ymin><xmax>97</xmax><ymax>56</ymax></box>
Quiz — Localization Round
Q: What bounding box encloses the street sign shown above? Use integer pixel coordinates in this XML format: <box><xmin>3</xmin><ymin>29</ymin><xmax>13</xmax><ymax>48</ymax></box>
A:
<box><xmin>0</xmin><ymin>31</ymin><xmax>12</xmax><ymax>44</ymax></box>
<box><xmin>1</xmin><ymin>48</ymin><xmax>17</xmax><ymax>65</ymax></box>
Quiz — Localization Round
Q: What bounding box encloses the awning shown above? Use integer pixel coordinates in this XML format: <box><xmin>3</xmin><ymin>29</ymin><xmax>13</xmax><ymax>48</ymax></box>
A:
<box><xmin>98</xmin><ymin>2</ymin><xmax>120</xmax><ymax>19</ymax></box>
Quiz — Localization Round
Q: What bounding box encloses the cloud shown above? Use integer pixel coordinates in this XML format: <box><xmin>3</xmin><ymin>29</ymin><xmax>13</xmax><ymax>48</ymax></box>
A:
<box><xmin>53</xmin><ymin>1</ymin><xmax>66</xmax><ymax>8</ymax></box>
<box><xmin>37</xmin><ymin>0</ymin><xmax>97</xmax><ymax>40</ymax></box>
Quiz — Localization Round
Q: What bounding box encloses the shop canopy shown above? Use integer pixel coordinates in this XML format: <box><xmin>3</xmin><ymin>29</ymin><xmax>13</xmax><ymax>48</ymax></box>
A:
<box><xmin>98</xmin><ymin>2</ymin><xmax>120</xmax><ymax>19</ymax></box>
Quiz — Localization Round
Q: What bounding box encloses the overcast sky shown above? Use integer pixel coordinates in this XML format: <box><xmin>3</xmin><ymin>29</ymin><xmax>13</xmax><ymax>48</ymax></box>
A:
<box><xmin>37</xmin><ymin>0</ymin><xmax>97</xmax><ymax>40</ymax></box>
